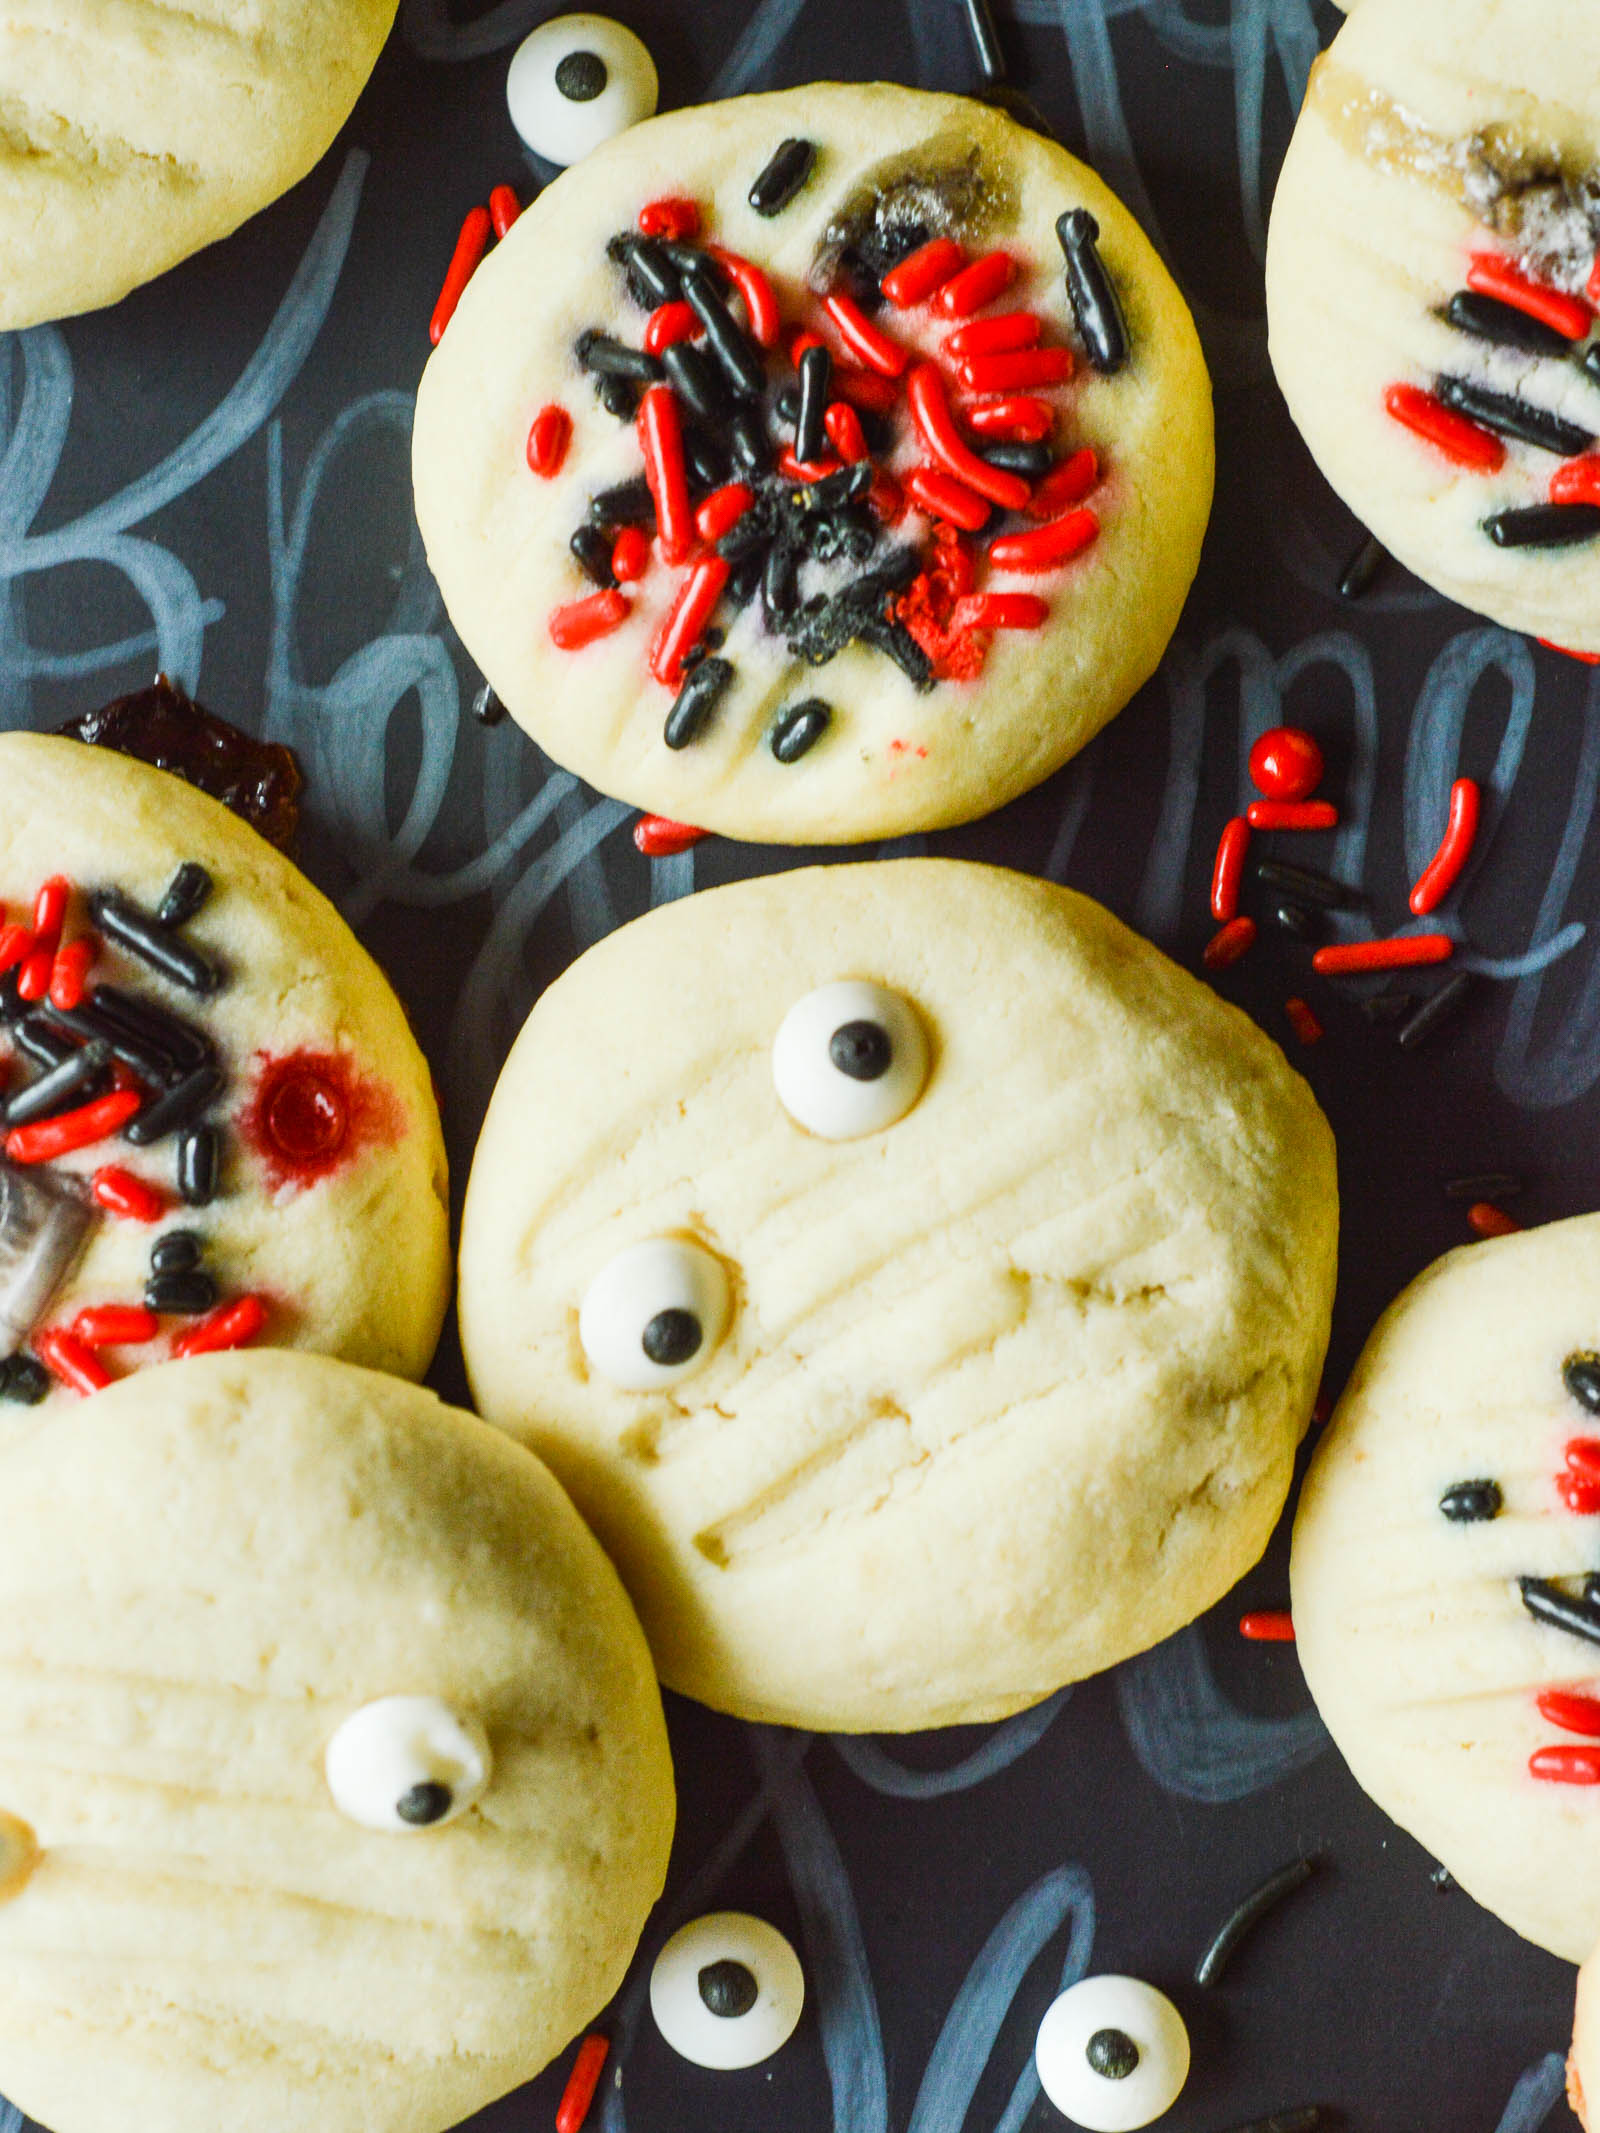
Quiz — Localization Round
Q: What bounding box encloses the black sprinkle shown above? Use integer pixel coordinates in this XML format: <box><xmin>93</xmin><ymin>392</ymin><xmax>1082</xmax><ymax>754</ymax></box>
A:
<box><xmin>787</xmin><ymin>549</ymin><xmax>931</xmax><ymax>690</ymax></box>
<box><xmin>663</xmin><ymin>341</ymin><xmax>726</xmax><ymax>425</ymax></box>
<box><xmin>1396</xmin><ymin>971</ymin><xmax>1475</xmax><ymax>1050</ymax></box>
<box><xmin>1254</xmin><ymin>859</ymin><xmax>1364</xmax><ymax>910</ymax></box>
<box><xmin>123</xmin><ymin>1063</ymin><xmax>225</xmax><ymax>1148</ymax></box>
<box><xmin>762</xmin><ymin>542</ymin><xmax>801</xmax><ymax>629</ymax></box>
<box><xmin>1442</xmin><ymin>1171</ymin><xmax>1523</xmax><ymax>1201</ymax></box>
<box><xmin>1586</xmin><ymin>345</ymin><xmax>1600</xmax><ymax>390</ymax></box>
<box><xmin>1520</xmin><ymin>1575</ymin><xmax>1600</xmax><ymax>1650</ymax></box>
<box><xmin>749</xmin><ymin>138</ymin><xmax>817</xmax><ymax>218</ymax></box>
<box><xmin>1085</xmin><ymin>2029</ymin><xmax>1139</xmax><ymax>2080</ymax></box>
<box><xmin>978</xmin><ymin>440</ymin><xmax>1054</xmax><ymax>479</ymax></box>
<box><xmin>1359</xmin><ymin>990</ymin><xmax>1418</xmax><ymax>1026</ymax></box>
<box><xmin>1272</xmin><ymin>899</ymin><xmax>1322</xmax><ymax>944</ymax></box>
<box><xmin>615</xmin><ymin>236</ymin><xmax>682</xmax><ymax>307</ymax></box>
<box><xmin>771</xmin><ymin>699</ymin><xmax>831</xmax><ymax>763</ymax></box>
<box><xmin>1194</xmin><ymin>1854</ymin><xmax>1323</xmax><ymax>1987</ymax></box>
<box><xmin>1435</xmin><ymin>375</ymin><xmax>1595</xmax><ymax>458</ymax></box>
<box><xmin>80</xmin><ymin>985</ymin><xmax>212</xmax><ymax>1071</ymax></box>
<box><xmin>1338</xmin><ymin>532</ymin><xmax>1388</xmax><ymax>601</ymax></box>
<box><xmin>682</xmin><ymin>427</ymin><xmax>729</xmax><ymax>496</ymax></box>
<box><xmin>1444</xmin><ymin>290</ymin><xmax>1572</xmax><ymax>358</ymax></box>
<box><xmin>698</xmin><ymin>1959</ymin><xmax>759</xmax><ymax>2018</ymax></box>
<box><xmin>555</xmin><ymin>49</ymin><xmax>607</xmax><ymax>101</ymax></box>
<box><xmin>0</xmin><ymin>969</ymin><xmax>22</xmax><ymax>1025</ymax></box>
<box><xmin>1055</xmin><ymin>208</ymin><xmax>1130</xmax><ymax>375</ymax></box>
<box><xmin>727</xmin><ymin>554</ymin><xmax>764</xmax><ymax>609</ymax></box>
<box><xmin>1439</xmin><ymin>1479</ymin><xmax>1502</xmax><ymax>1523</ymax></box>
<box><xmin>177</xmin><ymin>1124</ymin><xmax>220</xmax><ymax>1208</ymax></box>
<box><xmin>598</xmin><ymin>375</ymin><xmax>641</xmax><ymax>421</ymax></box>
<box><xmin>145</xmin><ymin>1267</ymin><xmax>219</xmax><ymax>1315</ymax></box>
<box><xmin>157</xmin><ymin>862</ymin><xmax>212</xmax><ymax>929</ymax></box>
<box><xmin>3</xmin><ymin>1040</ymin><xmax>112</xmax><ymax>1127</ymax></box>
<box><xmin>570</xmin><ymin>524</ymin><xmax>618</xmax><ymax>589</ymax></box>
<box><xmin>38</xmin><ymin>1002</ymin><xmax>171</xmax><ymax>1087</ymax></box>
<box><xmin>396</xmin><ymin>1780</ymin><xmax>454</xmax><ymax>1826</ymax></box>
<box><xmin>796</xmin><ymin>343</ymin><xmax>833</xmax><ymax>465</ymax></box>
<box><xmin>1564</xmin><ymin>1352</ymin><xmax>1600</xmax><ymax>1415</ymax></box>
<box><xmin>0</xmin><ymin>1354</ymin><xmax>50</xmax><ymax>1406</ymax></box>
<box><xmin>1485</xmin><ymin>502</ymin><xmax>1600</xmax><ymax>549</ymax></box>
<box><xmin>150</xmin><ymin>1228</ymin><xmax>203</xmax><ymax>1274</ymax></box>
<box><xmin>728</xmin><ymin>409</ymin><xmax>774</xmax><ymax>477</ymax></box>
<box><xmin>664</xmin><ymin>657</ymin><xmax>735</xmax><ymax>750</ymax></box>
<box><xmin>590</xmin><ymin>477</ymin><xmax>656</xmax><ymax>530</ymax></box>
<box><xmin>575</xmin><ymin>330</ymin><xmax>660</xmax><ymax>384</ymax></box>
<box><xmin>1431</xmin><ymin>1864</ymin><xmax>1457</xmax><ymax>1891</ymax></box>
<box><xmin>961</xmin><ymin>0</ymin><xmax>1007</xmax><ymax>81</ymax></box>
<box><xmin>89</xmin><ymin>890</ymin><xmax>223</xmax><ymax>997</ymax></box>
<box><xmin>774</xmin><ymin>384</ymin><xmax>801</xmax><ymax>424</ymax></box>
<box><xmin>642</xmin><ymin>1308</ymin><xmax>702</xmax><ymax>1366</ymax></box>
<box><xmin>11</xmin><ymin>1018</ymin><xmax>73</xmax><ymax>1070</ymax></box>
<box><xmin>471</xmin><ymin>681</ymin><xmax>507</xmax><ymax>728</ymax></box>
<box><xmin>662</xmin><ymin>241</ymin><xmax>727</xmax><ymax>290</ymax></box>
<box><xmin>681</xmin><ymin>270</ymin><xmax>767</xmax><ymax>402</ymax></box>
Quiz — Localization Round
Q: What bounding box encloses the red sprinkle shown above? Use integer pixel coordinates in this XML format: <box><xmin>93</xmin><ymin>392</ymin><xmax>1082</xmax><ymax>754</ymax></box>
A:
<box><xmin>1409</xmin><ymin>778</ymin><xmax>1481</xmax><ymax>916</ymax></box>
<box><xmin>1284</xmin><ymin>997</ymin><xmax>1325</xmax><ymax>1046</ymax></box>
<box><xmin>935</xmin><ymin>248</ymin><xmax>1017</xmax><ymax>318</ymax></box>
<box><xmin>526</xmin><ymin>405</ymin><xmax>572</xmax><ymax>479</ymax></box>
<box><xmin>5</xmin><ymin>1088</ymin><xmax>141</xmax><ymax>1164</ymax></box>
<box><xmin>47</xmin><ymin>937</ymin><xmax>96</xmax><ymax>1012</ymax></box>
<box><xmin>1530</xmin><ymin>1745</ymin><xmax>1600</xmax><ymax>1785</ymax></box>
<box><xmin>32</xmin><ymin>1328</ymin><xmax>112</xmax><ymax>1396</ymax></box>
<box><xmin>71</xmin><ymin>1304</ymin><xmax>158</xmax><ymax>1347</ymax></box>
<box><xmin>1313</xmin><ymin>935</ymin><xmax>1452</xmax><ymax>976</ymax></box>
<box><xmin>1239</xmin><ymin>1611</ymin><xmax>1296</xmax><ymax>1643</ymax></box>
<box><xmin>1551</xmin><ymin>457</ymin><xmax>1600</xmax><ymax>509</ymax></box>
<box><xmin>949</xmin><ymin>593</ymin><xmax>1049</xmax><ymax>632</ymax></box>
<box><xmin>0</xmin><ymin>923</ymin><xmax>31</xmax><ymax>974</ymax></box>
<box><xmin>1466</xmin><ymin>252</ymin><xmax>1593</xmax><ymax>342</ymax></box>
<box><xmin>556</xmin><ymin>2033</ymin><xmax>611</xmax><ymax>2133</ymax></box>
<box><xmin>987</xmin><ymin>509</ymin><xmax>1100</xmax><ymax>573</ymax></box>
<box><xmin>1026</xmin><ymin>448</ymin><xmax>1100</xmax><ymax>521</ymax></box>
<box><xmin>958</xmin><ymin>347</ymin><xmax>1074</xmax><ymax>394</ymax></box>
<box><xmin>823</xmin><ymin>401</ymin><xmax>869</xmax><ymax>465</ymax></box>
<box><xmin>488</xmin><ymin>184</ymin><xmax>521</xmax><ymax>241</ymax></box>
<box><xmin>1568</xmin><ymin>1439</ymin><xmax>1600</xmax><ymax>1481</ymax></box>
<box><xmin>650</xmin><ymin>555</ymin><xmax>730</xmax><ymax>688</ymax></box>
<box><xmin>705</xmin><ymin>246</ymin><xmax>780</xmax><ymax>349</ymax></box>
<box><xmin>822</xmin><ymin>292</ymin><xmax>908</xmax><ymax>378</ymax></box>
<box><xmin>1537</xmin><ymin>1689</ymin><xmax>1600</xmax><ymax>1736</ymax></box>
<box><xmin>91</xmin><ymin>1166</ymin><xmax>168</xmax><ymax>1222</ymax></box>
<box><xmin>777</xmin><ymin>447</ymin><xmax>843</xmax><ymax>483</ymax></box>
<box><xmin>1467</xmin><ymin>1200</ymin><xmax>1521</xmax><ymax>1239</ymax></box>
<box><xmin>1384</xmin><ymin>382</ymin><xmax>1506</xmax><ymax>473</ymax></box>
<box><xmin>881</xmin><ymin>237</ymin><xmax>966</xmax><ymax>308</ymax></box>
<box><xmin>637</xmin><ymin>384</ymin><xmax>694</xmax><ymax>565</ymax></box>
<box><xmin>1247</xmin><ymin>800</ymin><xmax>1339</xmax><ymax>831</ymax></box>
<box><xmin>633</xmin><ymin>815</ymin><xmax>709</xmax><ymax>858</ymax></box>
<box><xmin>832</xmin><ymin>363</ymin><xmax>902</xmax><ymax>417</ymax></box>
<box><xmin>1248</xmin><ymin>727</ymin><xmax>1324</xmax><ymax>803</ymax></box>
<box><xmin>32</xmin><ymin>877</ymin><xmax>70</xmax><ymax>946</ymax></box>
<box><xmin>908</xmin><ymin>364</ymin><xmax>1030</xmax><ymax>509</ymax></box>
<box><xmin>943</xmin><ymin>311</ymin><xmax>1042</xmax><ymax>359</ymax></box>
<box><xmin>868</xmin><ymin>472</ymin><xmax>905</xmax><ymax>525</ymax></box>
<box><xmin>905</xmin><ymin>465</ymin><xmax>992</xmax><ymax>532</ymax></box>
<box><xmin>964</xmin><ymin>396</ymin><xmax>1054</xmax><ymax>442</ymax></box>
<box><xmin>548</xmin><ymin>589</ymin><xmax>630</xmax><ymax>651</ymax></box>
<box><xmin>1591</xmin><ymin>252</ymin><xmax>1600</xmax><ymax>308</ymax></box>
<box><xmin>429</xmin><ymin>204</ymin><xmax>492</xmax><ymax>345</ymax></box>
<box><xmin>610</xmin><ymin>526</ymin><xmax>650</xmax><ymax>583</ymax></box>
<box><xmin>1211</xmin><ymin>817</ymin><xmax>1251</xmax><ymax>923</ymax></box>
<box><xmin>643</xmin><ymin>301</ymin><xmax>702</xmax><ymax>357</ymax></box>
<box><xmin>16</xmin><ymin>944</ymin><xmax>54</xmax><ymax>1002</ymax></box>
<box><xmin>695</xmin><ymin>483</ymin><xmax>754</xmax><ymax>543</ymax></box>
<box><xmin>1204</xmin><ymin>916</ymin><xmax>1257</xmax><ymax>970</ymax></box>
<box><xmin>171</xmin><ymin>1295</ymin><xmax>269</xmax><ymax>1360</ymax></box>
<box><xmin>1557</xmin><ymin>1475</ymin><xmax>1600</xmax><ymax>1515</ymax></box>
<box><xmin>638</xmin><ymin>197</ymin><xmax>700</xmax><ymax>242</ymax></box>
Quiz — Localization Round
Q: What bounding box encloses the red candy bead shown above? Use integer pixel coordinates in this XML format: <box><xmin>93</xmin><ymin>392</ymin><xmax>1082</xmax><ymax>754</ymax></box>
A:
<box><xmin>1248</xmin><ymin>726</ymin><xmax>1324</xmax><ymax>802</ymax></box>
<box><xmin>264</xmin><ymin>1065</ymin><xmax>349</xmax><ymax>1166</ymax></box>
<box><xmin>638</xmin><ymin>197</ymin><xmax>700</xmax><ymax>242</ymax></box>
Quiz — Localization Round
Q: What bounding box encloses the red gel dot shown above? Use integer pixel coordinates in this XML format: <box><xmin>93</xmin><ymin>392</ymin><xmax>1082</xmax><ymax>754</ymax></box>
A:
<box><xmin>264</xmin><ymin>1066</ymin><xmax>348</xmax><ymax>1165</ymax></box>
<box><xmin>1249</xmin><ymin>726</ymin><xmax>1324</xmax><ymax>802</ymax></box>
<box><xmin>241</xmin><ymin>1049</ymin><xmax>398</xmax><ymax>1192</ymax></box>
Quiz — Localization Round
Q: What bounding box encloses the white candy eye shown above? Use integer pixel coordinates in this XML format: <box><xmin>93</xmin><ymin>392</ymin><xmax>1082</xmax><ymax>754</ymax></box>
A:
<box><xmin>579</xmin><ymin>1237</ymin><xmax>729</xmax><ymax>1390</ymax></box>
<box><xmin>324</xmin><ymin>1697</ymin><xmax>492</xmax><ymax>1833</ymax></box>
<box><xmin>0</xmin><ymin>1810</ymin><xmax>37</xmax><ymax>1902</ymax></box>
<box><xmin>505</xmin><ymin>14</ymin><xmax>659</xmax><ymax>167</ymax></box>
<box><xmin>1034</xmin><ymin>1976</ymin><xmax>1190</xmax><ymax>2131</ymax></box>
<box><xmin>771</xmin><ymin>979</ymin><xmax>929</xmax><ymax>1140</ymax></box>
<box><xmin>649</xmin><ymin>1911</ymin><xmax>805</xmax><ymax>2069</ymax></box>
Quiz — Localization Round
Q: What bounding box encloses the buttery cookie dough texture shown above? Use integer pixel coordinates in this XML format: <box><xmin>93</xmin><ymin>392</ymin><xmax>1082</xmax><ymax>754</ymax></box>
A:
<box><xmin>0</xmin><ymin>0</ymin><xmax>397</xmax><ymax>330</ymax></box>
<box><xmin>1293</xmin><ymin>1216</ymin><xmax>1600</xmax><ymax>1964</ymax></box>
<box><xmin>460</xmin><ymin>861</ymin><xmax>1338</xmax><ymax>1732</ymax></box>
<box><xmin>413</xmin><ymin>82</ymin><xmax>1214</xmax><ymax>844</ymax></box>
<box><xmin>1266</xmin><ymin>0</ymin><xmax>1600</xmax><ymax>650</ymax></box>
<box><xmin>0</xmin><ymin>1352</ymin><xmax>675</xmax><ymax>2133</ymax></box>
<box><xmin>0</xmin><ymin>734</ymin><xmax>449</xmax><ymax>1414</ymax></box>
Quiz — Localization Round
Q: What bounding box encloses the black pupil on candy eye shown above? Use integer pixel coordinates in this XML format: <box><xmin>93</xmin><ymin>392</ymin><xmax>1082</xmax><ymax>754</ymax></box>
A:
<box><xmin>698</xmin><ymin>1958</ymin><xmax>759</xmax><ymax>2018</ymax></box>
<box><xmin>555</xmin><ymin>50</ymin><xmax>608</xmax><ymax>101</ymax></box>
<box><xmin>396</xmin><ymin>1780</ymin><xmax>453</xmax><ymax>1826</ymax></box>
<box><xmin>1564</xmin><ymin>1352</ymin><xmax>1600</xmax><ymax>1414</ymax></box>
<box><xmin>1086</xmin><ymin>2028</ymin><xmax>1140</xmax><ymax>2080</ymax></box>
<box><xmin>1439</xmin><ymin>1479</ymin><xmax>1502</xmax><ymax>1523</ymax></box>
<box><xmin>643</xmin><ymin>1307</ymin><xmax>702</xmax><ymax>1366</ymax></box>
<box><xmin>829</xmin><ymin>1020</ymin><xmax>891</xmax><ymax>1082</ymax></box>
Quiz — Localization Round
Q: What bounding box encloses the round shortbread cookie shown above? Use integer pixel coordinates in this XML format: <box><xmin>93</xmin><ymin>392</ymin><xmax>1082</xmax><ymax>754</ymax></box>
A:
<box><xmin>1266</xmin><ymin>0</ymin><xmax>1600</xmax><ymax>651</ymax></box>
<box><xmin>412</xmin><ymin>82</ymin><xmax>1214</xmax><ymax>845</ymax></box>
<box><xmin>0</xmin><ymin>0</ymin><xmax>397</xmax><ymax>331</ymax></box>
<box><xmin>1293</xmin><ymin>1215</ymin><xmax>1600</xmax><ymax>1963</ymax></box>
<box><xmin>0</xmin><ymin>732</ymin><xmax>449</xmax><ymax>1418</ymax></box>
<box><xmin>0</xmin><ymin>1350</ymin><xmax>675</xmax><ymax>2133</ymax></box>
<box><xmin>458</xmin><ymin>859</ymin><xmax>1338</xmax><ymax>1732</ymax></box>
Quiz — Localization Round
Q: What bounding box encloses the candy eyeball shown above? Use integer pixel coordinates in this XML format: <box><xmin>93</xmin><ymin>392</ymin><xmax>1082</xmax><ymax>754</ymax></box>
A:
<box><xmin>1034</xmin><ymin>1976</ymin><xmax>1190</xmax><ymax>2131</ymax></box>
<box><xmin>505</xmin><ymin>14</ymin><xmax>659</xmax><ymax>167</ymax></box>
<box><xmin>580</xmin><ymin>1236</ymin><xmax>730</xmax><ymax>1390</ymax></box>
<box><xmin>324</xmin><ymin>1696</ymin><xmax>492</xmax><ymax>1833</ymax></box>
<box><xmin>649</xmin><ymin>1911</ymin><xmax>805</xmax><ymax>2069</ymax></box>
<box><xmin>772</xmin><ymin>979</ymin><xmax>930</xmax><ymax>1140</ymax></box>
<box><xmin>0</xmin><ymin>1810</ymin><xmax>37</xmax><ymax>1902</ymax></box>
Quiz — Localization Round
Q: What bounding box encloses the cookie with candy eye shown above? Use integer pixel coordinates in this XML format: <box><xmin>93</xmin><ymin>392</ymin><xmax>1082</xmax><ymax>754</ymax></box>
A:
<box><xmin>459</xmin><ymin>858</ymin><xmax>1337</xmax><ymax>1731</ymax></box>
<box><xmin>412</xmin><ymin>80</ymin><xmax>1214</xmax><ymax>845</ymax></box>
<box><xmin>1292</xmin><ymin>1213</ymin><xmax>1600</xmax><ymax>1962</ymax></box>
<box><xmin>0</xmin><ymin>0</ymin><xmax>397</xmax><ymax>331</ymax></box>
<box><xmin>506</xmin><ymin>14</ymin><xmax>659</xmax><ymax>167</ymax></box>
<box><xmin>0</xmin><ymin>1348</ymin><xmax>674</xmax><ymax>2133</ymax></box>
<box><xmin>0</xmin><ymin>729</ymin><xmax>450</xmax><ymax>1419</ymax></box>
<box><xmin>1266</xmin><ymin>0</ymin><xmax>1600</xmax><ymax>651</ymax></box>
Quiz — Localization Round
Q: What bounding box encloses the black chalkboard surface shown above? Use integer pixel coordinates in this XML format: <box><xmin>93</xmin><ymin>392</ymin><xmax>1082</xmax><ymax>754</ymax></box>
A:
<box><xmin>4</xmin><ymin>2</ymin><xmax>1595</xmax><ymax>2129</ymax></box>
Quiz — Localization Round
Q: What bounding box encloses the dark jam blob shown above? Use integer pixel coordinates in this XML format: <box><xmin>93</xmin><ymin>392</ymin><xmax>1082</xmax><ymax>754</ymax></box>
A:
<box><xmin>56</xmin><ymin>675</ymin><xmax>303</xmax><ymax>852</ymax></box>
<box><xmin>697</xmin><ymin>1959</ymin><xmax>759</xmax><ymax>2018</ymax></box>
<box><xmin>242</xmin><ymin>1050</ymin><xmax>400</xmax><ymax>1192</ymax></box>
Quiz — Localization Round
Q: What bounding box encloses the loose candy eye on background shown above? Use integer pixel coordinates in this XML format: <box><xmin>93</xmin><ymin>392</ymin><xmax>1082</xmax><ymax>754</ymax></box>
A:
<box><xmin>324</xmin><ymin>1696</ymin><xmax>492</xmax><ymax>1832</ymax></box>
<box><xmin>649</xmin><ymin>1911</ymin><xmax>806</xmax><ymax>2069</ymax></box>
<box><xmin>506</xmin><ymin>14</ymin><xmax>660</xmax><ymax>167</ymax></box>
<box><xmin>579</xmin><ymin>1236</ymin><xmax>730</xmax><ymax>1389</ymax></box>
<box><xmin>1033</xmin><ymin>1974</ymin><xmax>1190</xmax><ymax>2131</ymax></box>
<box><xmin>771</xmin><ymin>979</ymin><xmax>930</xmax><ymax>1140</ymax></box>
